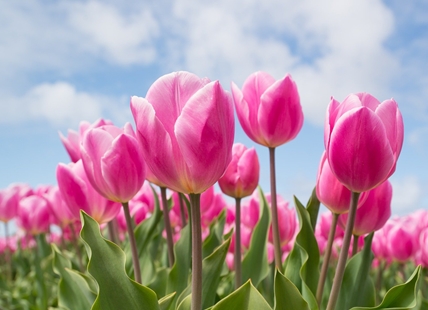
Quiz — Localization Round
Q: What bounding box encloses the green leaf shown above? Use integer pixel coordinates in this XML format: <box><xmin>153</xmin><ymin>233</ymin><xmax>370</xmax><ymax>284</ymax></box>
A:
<box><xmin>148</xmin><ymin>267</ymin><xmax>168</xmax><ymax>298</ymax></box>
<box><xmin>336</xmin><ymin>233</ymin><xmax>376</xmax><ymax>310</ymax></box>
<box><xmin>242</xmin><ymin>187</ymin><xmax>271</xmax><ymax>287</ymax></box>
<box><xmin>210</xmin><ymin>280</ymin><xmax>272</xmax><ymax>310</ymax></box>
<box><xmin>176</xmin><ymin>237</ymin><xmax>231</xmax><ymax>309</ymax></box>
<box><xmin>35</xmin><ymin>234</ymin><xmax>49</xmax><ymax>310</ymax></box>
<box><xmin>274</xmin><ymin>269</ymin><xmax>311</xmax><ymax>310</ymax></box>
<box><xmin>203</xmin><ymin>210</ymin><xmax>226</xmax><ymax>258</ymax></box>
<box><xmin>79</xmin><ymin>211</ymin><xmax>160</xmax><ymax>310</ymax></box>
<box><xmin>305</xmin><ymin>188</ymin><xmax>320</xmax><ymax>231</ymax></box>
<box><xmin>283</xmin><ymin>196</ymin><xmax>320</xmax><ymax>310</ymax></box>
<box><xmin>52</xmin><ymin>244</ymin><xmax>96</xmax><ymax>310</ymax></box>
<box><xmin>159</xmin><ymin>292</ymin><xmax>176</xmax><ymax>310</ymax></box>
<box><xmin>351</xmin><ymin>265</ymin><xmax>421</xmax><ymax>310</ymax></box>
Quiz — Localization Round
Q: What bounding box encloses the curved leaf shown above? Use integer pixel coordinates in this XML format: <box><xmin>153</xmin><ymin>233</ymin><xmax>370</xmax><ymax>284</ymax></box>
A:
<box><xmin>242</xmin><ymin>187</ymin><xmax>271</xmax><ymax>287</ymax></box>
<box><xmin>80</xmin><ymin>211</ymin><xmax>160</xmax><ymax>310</ymax></box>
<box><xmin>305</xmin><ymin>187</ymin><xmax>320</xmax><ymax>231</ymax></box>
<box><xmin>351</xmin><ymin>265</ymin><xmax>421</xmax><ymax>310</ymax></box>
<box><xmin>203</xmin><ymin>210</ymin><xmax>226</xmax><ymax>258</ymax></box>
<box><xmin>274</xmin><ymin>269</ymin><xmax>310</xmax><ymax>310</ymax></box>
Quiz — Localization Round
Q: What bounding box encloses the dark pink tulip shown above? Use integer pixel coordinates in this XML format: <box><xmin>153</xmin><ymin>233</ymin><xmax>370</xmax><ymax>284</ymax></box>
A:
<box><xmin>420</xmin><ymin>230</ymin><xmax>428</xmax><ymax>268</ymax></box>
<box><xmin>316</xmin><ymin>151</ymin><xmax>353</xmax><ymax>214</ymax></box>
<box><xmin>131</xmin><ymin>71</ymin><xmax>235</xmax><ymax>194</ymax></box>
<box><xmin>316</xmin><ymin>212</ymin><xmax>344</xmax><ymax>241</ymax></box>
<box><xmin>231</xmin><ymin>72</ymin><xmax>303</xmax><ymax>148</ymax></box>
<box><xmin>218</xmin><ymin>143</ymin><xmax>260</xmax><ymax>198</ymax></box>
<box><xmin>325</xmin><ymin>93</ymin><xmax>404</xmax><ymax>193</ymax></box>
<box><xmin>42</xmin><ymin>185</ymin><xmax>75</xmax><ymax>228</ymax></box>
<box><xmin>80</xmin><ymin>123</ymin><xmax>146</xmax><ymax>203</ymax></box>
<box><xmin>0</xmin><ymin>186</ymin><xmax>20</xmax><ymax>222</ymax></box>
<box><xmin>339</xmin><ymin>180</ymin><xmax>392</xmax><ymax>236</ymax></box>
<box><xmin>16</xmin><ymin>195</ymin><xmax>50</xmax><ymax>235</ymax></box>
<box><xmin>60</xmin><ymin>118</ymin><xmax>113</xmax><ymax>163</ymax></box>
<box><xmin>56</xmin><ymin>160</ymin><xmax>121</xmax><ymax>224</ymax></box>
<box><xmin>200</xmin><ymin>186</ymin><xmax>227</xmax><ymax>228</ymax></box>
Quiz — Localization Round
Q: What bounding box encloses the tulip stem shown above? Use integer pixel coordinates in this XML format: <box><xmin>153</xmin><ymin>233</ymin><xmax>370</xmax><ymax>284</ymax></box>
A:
<box><xmin>326</xmin><ymin>191</ymin><xmax>361</xmax><ymax>310</ymax></box>
<box><xmin>234</xmin><ymin>197</ymin><xmax>242</xmax><ymax>289</ymax></box>
<box><xmin>107</xmin><ymin>219</ymin><xmax>119</xmax><ymax>245</ymax></box>
<box><xmin>269</xmin><ymin>147</ymin><xmax>282</xmax><ymax>271</ymax></box>
<box><xmin>179</xmin><ymin>193</ymin><xmax>187</xmax><ymax>227</ymax></box>
<box><xmin>161</xmin><ymin>187</ymin><xmax>175</xmax><ymax>267</ymax></box>
<box><xmin>316</xmin><ymin>212</ymin><xmax>339</xmax><ymax>305</ymax></box>
<box><xmin>189</xmin><ymin>193</ymin><xmax>202</xmax><ymax>310</ymax></box>
<box><xmin>352</xmin><ymin>234</ymin><xmax>359</xmax><ymax>256</ymax></box>
<box><xmin>70</xmin><ymin>222</ymin><xmax>84</xmax><ymax>272</ymax></box>
<box><xmin>122</xmin><ymin>202</ymin><xmax>141</xmax><ymax>283</ymax></box>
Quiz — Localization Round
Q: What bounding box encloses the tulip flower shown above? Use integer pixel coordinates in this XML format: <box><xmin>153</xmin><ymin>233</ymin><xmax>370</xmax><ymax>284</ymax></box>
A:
<box><xmin>42</xmin><ymin>185</ymin><xmax>75</xmax><ymax>229</ymax></box>
<box><xmin>325</xmin><ymin>93</ymin><xmax>403</xmax><ymax>310</ymax></box>
<box><xmin>218</xmin><ymin>143</ymin><xmax>259</xmax><ymax>287</ymax></box>
<box><xmin>325</xmin><ymin>93</ymin><xmax>404</xmax><ymax>193</ymax></box>
<box><xmin>131</xmin><ymin>71</ymin><xmax>234</xmax><ymax>308</ymax></box>
<box><xmin>59</xmin><ymin>118</ymin><xmax>113</xmax><ymax>163</ymax></box>
<box><xmin>16</xmin><ymin>195</ymin><xmax>50</xmax><ymax>235</ymax></box>
<box><xmin>232</xmin><ymin>71</ymin><xmax>303</xmax><ymax>271</ymax></box>
<box><xmin>56</xmin><ymin>160</ymin><xmax>121</xmax><ymax>224</ymax></box>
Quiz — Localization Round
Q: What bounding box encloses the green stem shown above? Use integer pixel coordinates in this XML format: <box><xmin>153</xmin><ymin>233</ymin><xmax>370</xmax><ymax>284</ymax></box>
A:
<box><xmin>179</xmin><ymin>193</ymin><xmax>187</xmax><ymax>227</ymax></box>
<box><xmin>352</xmin><ymin>234</ymin><xmax>359</xmax><ymax>256</ymax></box>
<box><xmin>269</xmin><ymin>147</ymin><xmax>282</xmax><ymax>271</ymax></box>
<box><xmin>122</xmin><ymin>202</ymin><xmax>141</xmax><ymax>283</ymax></box>
<box><xmin>161</xmin><ymin>187</ymin><xmax>175</xmax><ymax>266</ymax></box>
<box><xmin>107</xmin><ymin>219</ymin><xmax>119</xmax><ymax>245</ymax></box>
<box><xmin>234</xmin><ymin>197</ymin><xmax>242</xmax><ymax>289</ymax></box>
<box><xmin>326</xmin><ymin>192</ymin><xmax>361</xmax><ymax>310</ymax></box>
<box><xmin>189</xmin><ymin>193</ymin><xmax>202</xmax><ymax>310</ymax></box>
<box><xmin>316</xmin><ymin>212</ymin><xmax>339</xmax><ymax>305</ymax></box>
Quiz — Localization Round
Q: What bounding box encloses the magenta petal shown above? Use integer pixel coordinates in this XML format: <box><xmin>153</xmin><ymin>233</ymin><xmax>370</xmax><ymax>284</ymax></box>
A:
<box><xmin>241</xmin><ymin>72</ymin><xmax>275</xmax><ymax>109</ymax></box>
<box><xmin>258</xmin><ymin>75</ymin><xmax>303</xmax><ymax>147</ymax></box>
<box><xmin>131</xmin><ymin>96</ymin><xmax>182</xmax><ymax>192</ymax></box>
<box><xmin>328</xmin><ymin>107</ymin><xmax>394</xmax><ymax>192</ymax></box>
<box><xmin>59</xmin><ymin>130</ymin><xmax>81</xmax><ymax>163</ymax></box>
<box><xmin>324</xmin><ymin>97</ymin><xmax>341</xmax><ymax>150</ymax></box>
<box><xmin>175</xmin><ymin>81</ymin><xmax>234</xmax><ymax>193</ymax></box>
<box><xmin>81</xmin><ymin>128</ymin><xmax>114</xmax><ymax>197</ymax></box>
<box><xmin>146</xmin><ymin>72</ymin><xmax>210</xmax><ymax>137</ymax></box>
<box><xmin>101</xmin><ymin>134</ymin><xmax>146</xmax><ymax>202</ymax></box>
<box><xmin>356</xmin><ymin>92</ymin><xmax>381</xmax><ymax>111</ymax></box>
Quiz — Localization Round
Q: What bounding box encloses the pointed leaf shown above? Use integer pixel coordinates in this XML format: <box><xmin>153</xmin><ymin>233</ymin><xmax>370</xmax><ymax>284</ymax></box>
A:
<box><xmin>203</xmin><ymin>210</ymin><xmax>226</xmax><ymax>258</ymax></box>
<box><xmin>351</xmin><ymin>265</ymin><xmax>421</xmax><ymax>310</ymax></box>
<box><xmin>80</xmin><ymin>211</ymin><xmax>160</xmax><ymax>310</ymax></box>
<box><xmin>305</xmin><ymin>188</ymin><xmax>320</xmax><ymax>231</ymax></box>
<box><xmin>159</xmin><ymin>292</ymin><xmax>176</xmax><ymax>310</ymax></box>
<box><xmin>242</xmin><ymin>187</ymin><xmax>271</xmax><ymax>287</ymax></box>
<box><xmin>274</xmin><ymin>269</ymin><xmax>311</xmax><ymax>310</ymax></box>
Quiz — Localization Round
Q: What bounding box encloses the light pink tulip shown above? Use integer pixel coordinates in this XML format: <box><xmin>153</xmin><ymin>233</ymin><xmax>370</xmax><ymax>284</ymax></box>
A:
<box><xmin>266</xmin><ymin>194</ymin><xmax>297</xmax><ymax>247</ymax></box>
<box><xmin>231</xmin><ymin>72</ymin><xmax>303</xmax><ymax>148</ymax></box>
<box><xmin>42</xmin><ymin>185</ymin><xmax>75</xmax><ymax>228</ymax></box>
<box><xmin>339</xmin><ymin>180</ymin><xmax>392</xmax><ymax>236</ymax></box>
<box><xmin>325</xmin><ymin>93</ymin><xmax>404</xmax><ymax>193</ymax></box>
<box><xmin>16</xmin><ymin>195</ymin><xmax>50</xmax><ymax>235</ymax></box>
<box><xmin>80</xmin><ymin>123</ymin><xmax>146</xmax><ymax>203</ymax></box>
<box><xmin>0</xmin><ymin>186</ymin><xmax>19</xmax><ymax>222</ymax></box>
<box><xmin>59</xmin><ymin>118</ymin><xmax>113</xmax><ymax>163</ymax></box>
<box><xmin>420</xmin><ymin>230</ymin><xmax>428</xmax><ymax>268</ymax></box>
<box><xmin>316</xmin><ymin>152</ymin><xmax>353</xmax><ymax>214</ymax></box>
<box><xmin>56</xmin><ymin>160</ymin><xmax>121</xmax><ymax>224</ymax></box>
<box><xmin>387</xmin><ymin>220</ymin><xmax>417</xmax><ymax>262</ymax></box>
<box><xmin>200</xmin><ymin>185</ymin><xmax>227</xmax><ymax>228</ymax></box>
<box><xmin>131</xmin><ymin>71</ymin><xmax>235</xmax><ymax>194</ymax></box>
<box><xmin>316</xmin><ymin>212</ymin><xmax>345</xmax><ymax>241</ymax></box>
<box><xmin>218</xmin><ymin>143</ymin><xmax>260</xmax><ymax>198</ymax></box>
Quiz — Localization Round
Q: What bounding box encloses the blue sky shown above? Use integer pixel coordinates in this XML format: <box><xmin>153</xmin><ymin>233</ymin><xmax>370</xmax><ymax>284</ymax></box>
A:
<box><xmin>0</xmin><ymin>0</ymin><xmax>427</xmax><ymax>225</ymax></box>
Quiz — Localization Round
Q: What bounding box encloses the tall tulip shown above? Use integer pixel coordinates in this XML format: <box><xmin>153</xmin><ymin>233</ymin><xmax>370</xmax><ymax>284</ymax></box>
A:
<box><xmin>131</xmin><ymin>71</ymin><xmax>234</xmax><ymax>310</ymax></box>
<box><xmin>218</xmin><ymin>143</ymin><xmax>259</xmax><ymax>287</ymax></box>
<box><xmin>232</xmin><ymin>71</ymin><xmax>303</xmax><ymax>271</ymax></box>
<box><xmin>80</xmin><ymin>122</ymin><xmax>146</xmax><ymax>282</ymax></box>
<box><xmin>325</xmin><ymin>93</ymin><xmax>403</xmax><ymax>310</ymax></box>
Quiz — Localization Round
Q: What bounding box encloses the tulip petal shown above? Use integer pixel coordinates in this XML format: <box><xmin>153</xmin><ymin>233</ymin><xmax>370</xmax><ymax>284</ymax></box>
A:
<box><xmin>328</xmin><ymin>107</ymin><xmax>394</xmax><ymax>192</ymax></box>
<box><xmin>131</xmin><ymin>96</ymin><xmax>183</xmax><ymax>192</ymax></box>
<box><xmin>175</xmin><ymin>81</ymin><xmax>234</xmax><ymax>193</ymax></box>
<box><xmin>101</xmin><ymin>134</ymin><xmax>146</xmax><ymax>202</ymax></box>
<box><xmin>356</xmin><ymin>92</ymin><xmax>381</xmax><ymax>111</ymax></box>
<box><xmin>258</xmin><ymin>75</ymin><xmax>303</xmax><ymax>147</ymax></box>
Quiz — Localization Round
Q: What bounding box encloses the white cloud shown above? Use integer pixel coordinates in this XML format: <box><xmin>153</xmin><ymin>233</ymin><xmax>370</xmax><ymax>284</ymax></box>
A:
<box><xmin>390</xmin><ymin>176</ymin><xmax>424</xmax><ymax>215</ymax></box>
<box><xmin>0</xmin><ymin>82</ymin><xmax>118</xmax><ymax>127</ymax></box>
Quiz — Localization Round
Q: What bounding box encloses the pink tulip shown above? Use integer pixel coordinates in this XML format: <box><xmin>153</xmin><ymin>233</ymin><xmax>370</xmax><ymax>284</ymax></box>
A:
<box><xmin>42</xmin><ymin>185</ymin><xmax>75</xmax><ymax>228</ymax></box>
<box><xmin>316</xmin><ymin>152</ymin><xmax>353</xmax><ymax>214</ymax></box>
<box><xmin>80</xmin><ymin>123</ymin><xmax>146</xmax><ymax>203</ymax></box>
<box><xmin>0</xmin><ymin>186</ymin><xmax>20</xmax><ymax>222</ymax></box>
<box><xmin>316</xmin><ymin>212</ymin><xmax>344</xmax><ymax>241</ymax></box>
<box><xmin>231</xmin><ymin>71</ymin><xmax>303</xmax><ymax>148</ymax></box>
<box><xmin>16</xmin><ymin>195</ymin><xmax>50</xmax><ymax>235</ymax></box>
<box><xmin>60</xmin><ymin>118</ymin><xmax>113</xmax><ymax>163</ymax></box>
<box><xmin>131</xmin><ymin>71</ymin><xmax>235</xmax><ymax>194</ymax></box>
<box><xmin>218</xmin><ymin>143</ymin><xmax>260</xmax><ymax>198</ymax></box>
<box><xmin>56</xmin><ymin>160</ymin><xmax>121</xmax><ymax>224</ymax></box>
<box><xmin>325</xmin><ymin>93</ymin><xmax>404</xmax><ymax>193</ymax></box>
<box><xmin>339</xmin><ymin>180</ymin><xmax>392</xmax><ymax>236</ymax></box>
<box><xmin>387</xmin><ymin>220</ymin><xmax>417</xmax><ymax>262</ymax></box>
<box><xmin>200</xmin><ymin>185</ymin><xmax>227</xmax><ymax>228</ymax></box>
<box><xmin>266</xmin><ymin>194</ymin><xmax>297</xmax><ymax>247</ymax></box>
<box><xmin>420</xmin><ymin>230</ymin><xmax>428</xmax><ymax>268</ymax></box>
